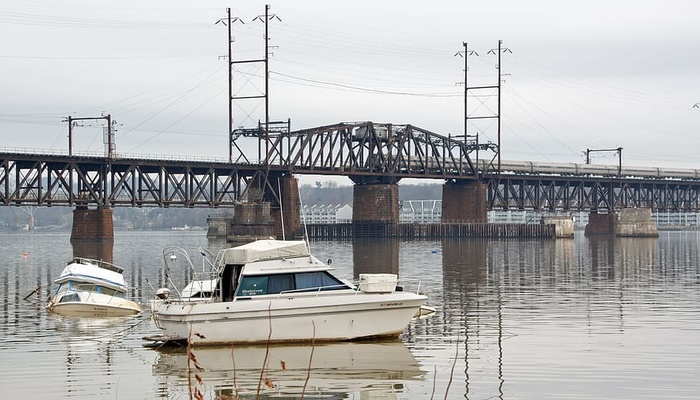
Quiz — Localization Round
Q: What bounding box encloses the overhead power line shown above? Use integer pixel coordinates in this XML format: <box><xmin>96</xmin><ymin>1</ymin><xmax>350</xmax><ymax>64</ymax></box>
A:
<box><xmin>271</xmin><ymin>71</ymin><xmax>461</xmax><ymax>97</ymax></box>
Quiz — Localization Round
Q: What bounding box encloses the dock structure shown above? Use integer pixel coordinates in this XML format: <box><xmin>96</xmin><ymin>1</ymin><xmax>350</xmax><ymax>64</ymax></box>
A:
<box><xmin>304</xmin><ymin>222</ymin><xmax>555</xmax><ymax>239</ymax></box>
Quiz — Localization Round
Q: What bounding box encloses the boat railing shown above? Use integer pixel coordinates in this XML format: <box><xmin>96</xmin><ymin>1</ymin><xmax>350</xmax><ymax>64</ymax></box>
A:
<box><xmin>353</xmin><ymin>278</ymin><xmax>425</xmax><ymax>295</ymax></box>
<box><xmin>276</xmin><ymin>284</ymin><xmax>352</xmax><ymax>298</ymax></box>
<box><xmin>71</xmin><ymin>257</ymin><xmax>124</xmax><ymax>274</ymax></box>
<box><xmin>395</xmin><ymin>278</ymin><xmax>424</xmax><ymax>295</ymax></box>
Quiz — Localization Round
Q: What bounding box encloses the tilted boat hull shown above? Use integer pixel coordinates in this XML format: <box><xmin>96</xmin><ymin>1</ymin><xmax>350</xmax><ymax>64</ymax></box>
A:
<box><xmin>154</xmin><ymin>291</ymin><xmax>426</xmax><ymax>345</ymax></box>
<box><xmin>47</xmin><ymin>257</ymin><xmax>142</xmax><ymax>318</ymax></box>
<box><xmin>48</xmin><ymin>292</ymin><xmax>141</xmax><ymax>317</ymax></box>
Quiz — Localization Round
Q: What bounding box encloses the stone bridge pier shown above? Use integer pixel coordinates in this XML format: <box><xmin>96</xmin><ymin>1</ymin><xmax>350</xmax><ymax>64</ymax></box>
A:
<box><xmin>352</xmin><ymin>181</ymin><xmax>400</xmax><ymax>237</ymax></box>
<box><xmin>441</xmin><ymin>181</ymin><xmax>487</xmax><ymax>223</ymax></box>
<box><xmin>70</xmin><ymin>206</ymin><xmax>114</xmax><ymax>261</ymax></box>
<box><xmin>232</xmin><ymin>173</ymin><xmax>301</xmax><ymax>241</ymax></box>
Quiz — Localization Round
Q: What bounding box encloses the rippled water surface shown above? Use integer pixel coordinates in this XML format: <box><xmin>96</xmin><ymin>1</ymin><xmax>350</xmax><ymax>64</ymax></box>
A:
<box><xmin>1</xmin><ymin>231</ymin><xmax>699</xmax><ymax>399</ymax></box>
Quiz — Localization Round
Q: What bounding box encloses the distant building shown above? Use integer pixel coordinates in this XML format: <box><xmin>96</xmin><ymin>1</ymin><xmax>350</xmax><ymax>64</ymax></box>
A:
<box><xmin>302</xmin><ymin>204</ymin><xmax>353</xmax><ymax>224</ymax></box>
<box><xmin>653</xmin><ymin>211</ymin><xmax>700</xmax><ymax>228</ymax></box>
<box><xmin>399</xmin><ymin>200</ymin><xmax>442</xmax><ymax>223</ymax></box>
<box><xmin>302</xmin><ymin>201</ymin><xmax>700</xmax><ymax>229</ymax></box>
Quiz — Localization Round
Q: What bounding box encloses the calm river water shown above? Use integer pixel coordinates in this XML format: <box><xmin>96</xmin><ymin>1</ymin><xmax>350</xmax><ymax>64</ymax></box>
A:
<box><xmin>1</xmin><ymin>230</ymin><xmax>699</xmax><ymax>399</ymax></box>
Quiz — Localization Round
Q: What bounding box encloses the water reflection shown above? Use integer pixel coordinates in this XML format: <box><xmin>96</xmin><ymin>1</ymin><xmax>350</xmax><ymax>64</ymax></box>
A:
<box><xmin>2</xmin><ymin>231</ymin><xmax>700</xmax><ymax>399</ymax></box>
<box><xmin>53</xmin><ymin>315</ymin><xmax>143</xmax><ymax>398</ymax></box>
<box><xmin>352</xmin><ymin>238</ymin><xmax>399</xmax><ymax>277</ymax></box>
<box><xmin>153</xmin><ymin>341</ymin><xmax>424</xmax><ymax>399</ymax></box>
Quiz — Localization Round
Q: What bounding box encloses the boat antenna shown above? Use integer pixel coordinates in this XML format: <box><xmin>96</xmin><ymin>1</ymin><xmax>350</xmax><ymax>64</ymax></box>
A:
<box><xmin>278</xmin><ymin>177</ymin><xmax>286</xmax><ymax>240</ymax></box>
<box><xmin>298</xmin><ymin>181</ymin><xmax>311</xmax><ymax>254</ymax></box>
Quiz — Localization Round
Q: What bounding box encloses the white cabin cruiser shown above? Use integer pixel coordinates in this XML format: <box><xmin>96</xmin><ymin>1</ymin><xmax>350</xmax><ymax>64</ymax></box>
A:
<box><xmin>47</xmin><ymin>257</ymin><xmax>142</xmax><ymax>317</ymax></box>
<box><xmin>148</xmin><ymin>240</ymin><xmax>428</xmax><ymax>346</ymax></box>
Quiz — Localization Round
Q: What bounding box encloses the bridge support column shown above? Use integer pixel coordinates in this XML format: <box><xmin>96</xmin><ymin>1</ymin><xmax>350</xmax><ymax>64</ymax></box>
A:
<box><xmin>70</xmin><ymin>206</ymin><xmax>114</xmax><ymax>261</ymax></box>
<box><xmin>352</xmin><ymin>183</ymin><xmax>399</xmax><ymax>237</ymax></box>
<box><xmin>71</xmin><ymin>206</ymin><xmax>114</xmax><ymax>242</ymax></box>
<box><xmin>542</xmin><ymin>215</ymin><xmax>575</xmax><ymax>238</ymax></box>
<box><xmin>441</xmin><ymin>181</ymin><xmax>487</xmax><ymax>223</ymax></box>
<box><xmin>227</xmin><ymin>202</ymin><xmax>274</xmax><ymax>244</ymax></box>
<box><xmin>616</xmin><ymin>208</ymin><xmax>659</xmax><ymax>237</ymax></box>
<box><xmin>584</xmin><ymin>211</ymin><xmax>617</xmax><ymax>235</ymax></box>
<box><xmin>271</xmin><ymin>175</ymin><xmax>301</xmax><ymax>239</ymax></box>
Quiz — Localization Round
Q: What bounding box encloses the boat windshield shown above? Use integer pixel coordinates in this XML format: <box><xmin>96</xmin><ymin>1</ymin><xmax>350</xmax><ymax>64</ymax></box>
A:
<box><xmin>61</xmin><ymin>281</ymin><xmax>126</xmax><ymax>298</ymax></box>
<box><xmin>235</xmin><ymin>271</ymin><xmax>350</xmax><ymax>297</ymax></box>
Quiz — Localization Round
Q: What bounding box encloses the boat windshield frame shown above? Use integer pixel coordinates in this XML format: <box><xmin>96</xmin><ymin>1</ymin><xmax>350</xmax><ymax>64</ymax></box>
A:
<box><xmin>234</xmin><ymin>270</ymin><xmax>352</xmax><ymax>298</ymax></box>
<box><xmin>69</xmin><ymin>257</ymin><xmax>124</xmax><ymax>274</ymax></box>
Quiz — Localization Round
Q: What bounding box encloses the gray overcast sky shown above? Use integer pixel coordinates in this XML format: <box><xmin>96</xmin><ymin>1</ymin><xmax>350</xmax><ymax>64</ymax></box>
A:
<box><xmin>1</xmin><ymin>0</ymin><xmax>699</xmax><ymax>171</ymax></box>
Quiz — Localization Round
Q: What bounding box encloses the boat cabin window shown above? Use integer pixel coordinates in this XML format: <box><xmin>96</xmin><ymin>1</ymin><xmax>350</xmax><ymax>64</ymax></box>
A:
<box><xmin>63</xmin><ymin>281</ymin><xmax>124</xmax><ymax>298</ymax></box>
<box><xmin>59</xmin><ymin>293</ymin><xmax>80</xmax><ymax>303</ymax></box>
<box><xmin>235</xmin><ymin>271</ymin><xmax>350</xmax><ymax>297</ymax></box>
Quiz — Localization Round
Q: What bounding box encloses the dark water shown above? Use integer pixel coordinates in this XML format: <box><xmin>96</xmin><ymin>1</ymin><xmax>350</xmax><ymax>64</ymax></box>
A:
<box><xmin>1</xmin><ymin>231</ymin><xmax>699</xmax><ymax>399</ymax></box>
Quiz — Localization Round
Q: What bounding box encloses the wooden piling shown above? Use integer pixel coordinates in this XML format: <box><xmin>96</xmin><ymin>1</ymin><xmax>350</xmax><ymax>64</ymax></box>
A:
<box><xmin>303</xmin><ymin>223</ymin><xmax>556</xmax><ymax>239</ymax></box>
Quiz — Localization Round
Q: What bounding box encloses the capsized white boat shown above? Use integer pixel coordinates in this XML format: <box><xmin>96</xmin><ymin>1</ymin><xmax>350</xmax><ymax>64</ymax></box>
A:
<box><xmin>147</xmin><ymin>240</ymin><xmax>429</xmax><ymax>346</ymax></box>
<box><xmin>47</xmin><ymin>257</ymin><xmax>142</xmax><ymax>317</ymax></box>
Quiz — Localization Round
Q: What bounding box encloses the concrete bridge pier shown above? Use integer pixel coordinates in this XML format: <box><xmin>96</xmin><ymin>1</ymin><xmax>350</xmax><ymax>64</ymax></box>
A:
<box><xmin>352</xmin><ymin>181</ymin><xmax>399</xmax><ymax>237</ymax></box>
<box><xmin>616</xmin><ymin>208</ymin><xmax>659</xmax><ymax>237</ymax></box>
<box><xmin>585</xmin><ymin>208</ymin><xmax>659</xmax><ymax>237</ymax></box>
<box><xmin>542</xmin><ymin>215</ymin><xmax>575</xmax><ymax>238</ymax></box>
<box><xmin>70</xmin><ymin>206</ymin><xmax>114</xmax><ymax>261</ymax></box>
<box><xmin>584</xmin><ymin>211</ymin><xmax>617</xmax><ymax>235</ymax></box>
<box><xmin>441</xmin><ymin>181</ymin><xmax>487</xmax><ymax>223</ymax></box>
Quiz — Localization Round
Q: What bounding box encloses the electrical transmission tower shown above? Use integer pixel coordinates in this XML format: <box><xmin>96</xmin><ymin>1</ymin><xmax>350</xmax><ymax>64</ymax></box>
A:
<box><xmin>219</xmin><ymin>5</ymin><xmax>282</xmax><ymax>164</ymax></box>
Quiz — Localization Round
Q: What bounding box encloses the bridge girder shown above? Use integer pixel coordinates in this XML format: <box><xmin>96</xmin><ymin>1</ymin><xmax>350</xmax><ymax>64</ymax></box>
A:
<box><xmin>263</xmin><ymin>122</ymin><xmax>480</xmax><ymax>180</ymax></box>
<box><xmin>4</xmin><ymin>118</ymin><xmax>700</xmax><ymax>212</ymax></box>
<box><xmin>0</xmin><ymin>153</ymin><xmax>263</xmax><ymax>208</ymax></box>
<box><xmin>487</xmin><ymin>176</ymin><xmax>700</xmax><ymax>212</ymax></box>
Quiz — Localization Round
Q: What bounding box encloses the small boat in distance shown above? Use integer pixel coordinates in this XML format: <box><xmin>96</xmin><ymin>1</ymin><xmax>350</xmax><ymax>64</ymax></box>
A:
<box><xmin>47</xmin><ymin>257</ymin><xmax>142</xmax><ymax>317</ymax></box>
<box><xmin>146</xmin><ymin>240</ymin><xmax>430</xmax><ymax>346</ymax></box>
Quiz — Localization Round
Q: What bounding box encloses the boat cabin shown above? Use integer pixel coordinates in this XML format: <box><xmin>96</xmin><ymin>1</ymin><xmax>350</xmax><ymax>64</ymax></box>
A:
<box><xmin>214</xmin><ymin>240</ymin><xmax>352</xmax><ymax>301</ymax></box>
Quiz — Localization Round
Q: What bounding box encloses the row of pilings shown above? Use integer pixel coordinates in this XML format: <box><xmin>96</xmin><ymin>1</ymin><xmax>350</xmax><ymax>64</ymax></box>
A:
<box><xmin>305</xmin><ymin>222</ymin><xmax>556</xmax><ymax>239</ymax></box>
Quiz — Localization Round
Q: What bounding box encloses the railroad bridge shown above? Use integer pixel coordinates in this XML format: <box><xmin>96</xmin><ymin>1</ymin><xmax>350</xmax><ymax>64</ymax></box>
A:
<box><xmin>2</xmin><ymin>121</ymin><xmax>699</xmax><ymax>239</ymax></box>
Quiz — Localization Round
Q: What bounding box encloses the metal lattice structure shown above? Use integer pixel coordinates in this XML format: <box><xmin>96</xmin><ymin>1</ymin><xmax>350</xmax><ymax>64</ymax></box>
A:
<box><xmin>0</xmin><ymin>153</ymin><xmax>272</xmax><ymax>207</ymax></box>
<box><xmin>263</xmin><ymin>122</ymin><xmax>481</xmax><ymax>182</ymax></box>
<box><xmin>487</xmin><ymin>176</ymin><xmax>700</xmax><ymax>212</ymax></box>
<box><xmin>3</xmin><ymin>121</ymin><xmax>700</xmax><ymax>211</ymax></box>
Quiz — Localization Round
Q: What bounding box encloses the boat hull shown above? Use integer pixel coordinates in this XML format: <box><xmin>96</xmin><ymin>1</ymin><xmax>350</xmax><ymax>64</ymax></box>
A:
<box><xmin>48</xmin><ymin>293</ymin><xmax>141</xmax><ymax>317</ymax></box>
<box><xmin>48</xmin><ymin>257</ymin><xmax>142</xmax><ymax>318</ymax></box>
<box><xmin>154</xmin><ymin>291</ymin><xmax>426</xmax><ymax>345</ymax></box>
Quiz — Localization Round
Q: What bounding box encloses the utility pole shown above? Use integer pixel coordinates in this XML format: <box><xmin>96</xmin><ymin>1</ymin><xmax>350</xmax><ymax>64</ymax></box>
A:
<box><xmin>216</xmin><ymin>8</ymin><xmax>243</xmax><ymax>163</ymax></box>
<box><xmin>461</xmin><ymin>40</ymin><xmax>511</xmax><ymax>175</ymax></box>
<box><xmin>487</xmin><ymin>40</ymin><xmax>512</xmax><ymax>174</ymax></box>
<box><xmin>455</xmin><ymin>43</ymin><xmax>481</xmax><ymax>172</ymax></box>
<box><xmin>223</xmin><ymin>5</ymin><xmax>279</xmax><ymax>165</ymax></box>
<box><xmin>454</xmin><ymin>42</ymin><xmax>478</xmax><ymax>141</ymax></box>
<box><xmin>263</xmin><ymin>4</ymin><xmax>270</xmax><ymax>165</ymax></box>
<box><xmin>253</xmin><ymin>4</ymin><xmax>280</xmax><ymax>165</ymax></box>
<box><xmin>64</xmin><ymin>114</ymin><xmax>115</xmax><ymax>159</ymax></box>
<box><xmin>586</xmin><ymin>147</ymin><xmax>623</xmax><ymax>175</ymax></box>
<box><xmin>227</xmin><ymin>8</ymin><xmax>233</xmax><ymax>163</ymax></box>
<box><xmin>63</xmin><ymin>114</ymin><xmax>115</xmax><ymax>207</ymax></box>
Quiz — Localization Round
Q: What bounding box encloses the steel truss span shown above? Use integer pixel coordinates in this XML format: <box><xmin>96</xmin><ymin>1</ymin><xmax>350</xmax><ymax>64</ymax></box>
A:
<box><xmin>0</xmin><ymin>153</ymin><xmax>268</xmax><ymax>207</ymax></box>
<box><xmin>263</xmin><ymin>122</ymin><xmax>479</xmax><ymax>181</ymax></box>
<box><xmin>487</xmin><ymin>176</ymin><xmax>700</xmax><ymax>212</ymax></box>
<box><xmin>3</xmin><ymin>120</ymin><xmax>700</xmax><ymax>211</ymax></box>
